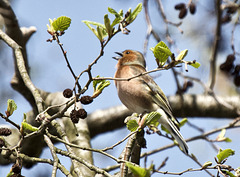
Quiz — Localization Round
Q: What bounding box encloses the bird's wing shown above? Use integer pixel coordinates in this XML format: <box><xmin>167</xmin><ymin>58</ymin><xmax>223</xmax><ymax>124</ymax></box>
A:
<box><xmin>141</xmin><ymin>75</ymin><xmax>180</xmax><ymax>124</ymax></box>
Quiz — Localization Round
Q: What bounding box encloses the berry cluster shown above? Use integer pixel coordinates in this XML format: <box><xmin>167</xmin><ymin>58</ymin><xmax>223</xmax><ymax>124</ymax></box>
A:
<box><xmin>175</xmin><ymin>2</ymin><xmax>196</xmax><ymax>19</ymax></box>
<box><xmin>222</xmin><ymin>5</ymin><xmax>238</xmax><ymax>24</ymax></box>
<box><xmin>63</xmin><ymin>88</ymin><xmax>95</xmax><ymax>124</ymax></box>
<box><xmin>220</xmin><ymin>54</ymin><xmax>240</xmax><ymax>87</ymax></box>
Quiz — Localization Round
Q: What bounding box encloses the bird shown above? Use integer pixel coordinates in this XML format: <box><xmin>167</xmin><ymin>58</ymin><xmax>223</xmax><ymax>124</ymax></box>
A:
<box><xmin>113</xmin><ymin>49</ymin><xmax>188</xmax><ymax>154</ymax></box>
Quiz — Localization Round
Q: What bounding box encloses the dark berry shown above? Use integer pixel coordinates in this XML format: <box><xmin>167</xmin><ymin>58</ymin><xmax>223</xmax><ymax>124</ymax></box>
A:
<box><xmin>179</xmin><ymin>8</ymin><xmax>188</xmax><ymax>19</ymax></box>
<box><xmin>234</xmin><ymin>75</ymin><xmax>240</xmax><ymax>87</ymax></box>
<box><xmin>227</xmin><ymin>6</ymin><xmax>238</xmax><ymax>14</ymax></box>
<box><xmin>186</xmin><ymin>81</ymin><xmax>193</xmax><ymax>87</ymax></box>
<box><xmin>221</xmin><ymin>14</ymin><xmax>232</xmax><ymax>23</ymax></box>
<box><xmin>0</xmin><ymin>128</ymin><xmax>12</xmax><ymax>136</ymax></box>
<box><xmin>63</xmin><ymin>89</ymin><xmax>73</xmax><ymax>98</ymax></box>
<box><xmin>70</xmin><ymin>109</ymin><xmax>80</xmax><ymax>124</ymax></box>
<box><xmin>189</xmin><ymin>3</ymin><xmax>196</xmax><ymax>14</ymax></box>
<box><xmin>175</xmin><ymin>3</ymin><xmax>186</xmax><ymax>10</ymax></box>
<box><xmin>232</xmin><ymin>65</ymin><xmax>240</xmax><ymax>75</ymax></box>
<box><xmin>77</xmin><ymin>109</ymin><xmax>88</xmax><ymax>119</ymax></box>
<box><xmin>80</xmin><ymin>96</ymin><xmax>93</xmax><ymax>105</ymax></box>
<box><xmin>220</xmin><ymin>54</ymin><xmax>235</xmax><ymax>73</ymax></box>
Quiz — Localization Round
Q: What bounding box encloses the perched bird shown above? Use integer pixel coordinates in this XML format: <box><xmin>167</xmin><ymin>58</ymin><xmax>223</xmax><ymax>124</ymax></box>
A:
<box><xmin>114</xmin><ymin>50</ymin><xmax>188</xmax><ymax>154</ymax></box>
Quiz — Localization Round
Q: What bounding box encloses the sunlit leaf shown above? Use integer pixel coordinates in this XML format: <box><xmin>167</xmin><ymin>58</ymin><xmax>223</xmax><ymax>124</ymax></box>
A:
<box><xmin>126</xmin><ymin>3</ymin><xmax>143</xmax><ymax>24</ymax></box>
<box><xmin>217</xmin><ymin>149</ymin><xmax>235</xmax><ymax>163</ymax></box>
<box><xmin>126</xmin><ymin>162</ymin><xmax>150</xmax><ymax>177</ymax></box>
<box><xmin>6</xmin><ymin>99</ymin><xmax>17</xmax><ymax>117</ymax></box>
<box><xmin>52</xmin><ymin>16</ymin><xmax>71</xmax><ymax>31</ymax></box>
<box><xmin>190</xmin><ymin>61</ymin><xmax>200</xmax><ymax>68</ymax></box>
<box><xmin>151</xmin><ymin>41</ymin><xmax>172</xmax><ymax>66</ymax></box>
<box><xmin>126</xmin><ymin>119</ymin><xmax>139</xmax><ymax>132</ymax></box>
<box><xmin>175</xmin><ymin>49</ymin><xmax>188</xmax><ymax>61</ymax></box>
<box><xmin>104</xmin><ymin>14</ymin><xmax>112</xmax><ymax>37</ymax></box>
<box><xmin>145</xmin><ymin>112</ymin><xmax>161</xmax><ymax>127</ymax></box>
<box><xmin>202</xmin><ymin>161</ymin><xmax>212</xmax><ymax>169</ymax></box>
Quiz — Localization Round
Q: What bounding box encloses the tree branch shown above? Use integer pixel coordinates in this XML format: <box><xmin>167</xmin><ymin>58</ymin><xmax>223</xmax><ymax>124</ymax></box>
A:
<box><xmin>88</xmin><ymin>94</ymin><xmax>240</xmax><ymax>137</ymax></box>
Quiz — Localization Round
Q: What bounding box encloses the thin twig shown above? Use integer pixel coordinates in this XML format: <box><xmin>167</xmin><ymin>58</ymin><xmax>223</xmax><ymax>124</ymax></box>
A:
<box><xmin>209</xmin><ymin>0</ymin><xmax>222</xmax><ymax>90</ymax></box>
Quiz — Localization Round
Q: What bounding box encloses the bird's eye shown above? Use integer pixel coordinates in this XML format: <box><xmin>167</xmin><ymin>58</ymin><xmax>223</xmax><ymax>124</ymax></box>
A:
<box><xmin>126</xmin><ymin>51</ymin><xmax>130</xmax><ymax>54</ymax></box>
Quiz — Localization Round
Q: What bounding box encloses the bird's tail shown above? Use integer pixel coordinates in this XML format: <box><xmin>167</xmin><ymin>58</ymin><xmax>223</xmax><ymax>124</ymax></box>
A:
<box><xmin>157</xmin><ymin>109</ymin><xmax>188</xmax><ymax>154</ymax></box>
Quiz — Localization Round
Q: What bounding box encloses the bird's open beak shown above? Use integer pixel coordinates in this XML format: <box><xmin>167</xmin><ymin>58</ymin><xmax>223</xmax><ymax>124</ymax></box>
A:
<box><xmin>112</xmin><ymin>52</ymin><xmax>123</xmax><ymax>60</ymax></box>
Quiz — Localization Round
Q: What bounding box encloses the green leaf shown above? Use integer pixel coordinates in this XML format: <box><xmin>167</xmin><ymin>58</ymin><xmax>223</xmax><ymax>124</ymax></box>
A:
<box><xmin>47</xmin><ymin>18</ymin><xmax>55</xmax><ymax>33</ymax></box>
<box><xmin>151</xmin><ymin>41</ymin><xmax>172</xmax><ymax>66</ymax></box>
<box><xmin>217</xmin><ymin>149</ymin><xmax>235</xmax><ymax>163</ymax></box>
<box><xmin>175</xmin><ymin>49</ymin><xmax>188</xmax><ymax>61</ymax></box>
<box><xmin>7</xmin><ymin>99</ymin><xmax>17</xmax><ymax>116</ymax></box>
<box><xmin>126</xmin><ymin>119</ymin><xmax>139</xmax><ymax>132</ymax></box>
<box><xmin>52</xmin><ymin>16</ymin><xmax>71</xmax><ymax>31</ymax></box>
<box><xmin>145</xmin><ymin>112</ymin><xmax>161</xmax><ymax>127</ymax></box>
<box><xmin>202</xmin><ymin>161</ymin><xmax>212</xmax><ymax>169</ymax></box>
<box><xmin>96</xmin><ymin>26</ymin><xmax>103</xmax><ymax>41</ymax></box>
<box><xmin>126</xmin><ymin>162</ymin><xmax>150</xmax><ymax>177</ymax></box>
<box><xmin>179</xmin><ymin>118</ymin><xmax>188</xmax><ymax>128</ymax></box>
<box><xmin>108</xmin><ymin>7</ymin><xmax>121</xmax><ymax>18</ymax></box>
<box><xmin>92</xmin><ymin>76</ymin><xmax>110</xmax><ymax>98</ymax></box>
<box><xmin>82</xmin><ymin>20</ymin><xmax>108</xmax><ymax>40</ymax></box>
<box><xmin>224</xmin><ymin>137</ymin><xmax>232</xmax><ymax>142</ymax></box>
<box><xmin>21</xmin><ymin>122</ymin><xmax>39</xmax><ymax>132</ymax></box>
<box><xmin>126</xmin><ymin>3</ymin><xmax>143</xmax><ymax>24</ymax></box>
<box><xmin>104</xmin><ymin>14</ymin><xmax>112</xmax><ymax>37</ymax></box>
<box><xmin>190</xmin><ymin>61</ymin><xmax>200</xmax><ymax>68</ymax></box>
<box><xmin>216</xmin><ymin>129</ymin><xmax>232</xmax><ymax>142</ymax></box>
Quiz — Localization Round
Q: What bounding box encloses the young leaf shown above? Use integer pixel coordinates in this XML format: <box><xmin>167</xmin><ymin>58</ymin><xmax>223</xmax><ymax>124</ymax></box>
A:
<box><xmin>175</xmin><ymin>49</ymin><xmax>188</xmax><ymax>61</ymax></box>
<box><xmin>92</xmin><ymin>76</ymin><xmax>110</xmax><ymax>98</ymax></box>
<box><xmin>52</xmin><ymin>16</ymin><xmax>71</xmax><ymax>31</ymax></box>
<box><xmin>82</xmin><ymin>20</ymin><xmax>99</xmax><ymax>38</ymax></box>
<box><xmin>217</xmin><ymin>149</ymin><xmax>235</xmax><ymax>163</ymax></box>
<box><xmin>145</xmin><ymin>112</ymin><xmax>161</xmax><ymax>127</ymax></box>
<box><xmin>6</xmin><ymin>99</ymin><xmax>17</xmax><ymax>117</ymax></box>
<box><xmin>126</xmin><ymin>3</ymin><xmax>143</xmax><ymax>24</ymax></box>
<box><xmin>108</xmin><ymin>7</ymin><xmax>121</xmax><ymax>18</ymax></box>
<box><xmin>202</xmin><ymin>161</ymin><xmax>212</xmax><ymax>169</ymax></box>
<box><xmin>126</xmin><ymin>119</ymin><xmax>139</xmax><ymax>132</ymax></box>
<box><xmin>151</xmin><ymin>41</ymin><xmax>172</xmax><ymax>66</ymax></box>
<box><xmin>104</xmin><ymin>14</ymin><xmax>112</xmax><ymax>37</ymax></box>
<box><xmin>96</xmin><ymin>26</ymin><xmax>103</xmax><ymax>41</ymax></box>
<box><xmin>82</xmin><ymin>20</ymin><xmax>108</xmax><ymax>40</ymax></box>
<box><xmin>47</xmin><ymin>18</ymin><xmax>55</xmax><ymax>33</ymax></box>
<box><xmin>190</xmin><ymin>61</ymin><xmax>200</xmax><ymax>68</ymax></box>
<box><xmin>126</xmin><ymin>162</ymin><xmax>150</xmax><ymax>177</ymax></box>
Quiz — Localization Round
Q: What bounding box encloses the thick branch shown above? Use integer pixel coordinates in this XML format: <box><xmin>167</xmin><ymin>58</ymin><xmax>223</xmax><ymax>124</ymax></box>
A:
<box><xmin>88</xmin><ymin>94</ymin><xmax>240</xmax><ymax>137</ymax></box>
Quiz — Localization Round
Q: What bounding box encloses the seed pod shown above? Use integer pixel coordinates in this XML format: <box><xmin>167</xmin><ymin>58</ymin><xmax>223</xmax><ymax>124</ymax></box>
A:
<box><xmin>0</xmin><ymin>128</ymin><xmax>12</xmax><ymax>136</ymax></box>
<box><xmin>221</xmin><ymin>14</ymin><xmax>231</xmax><ymax>23</ymax></box>
<box><xmin>227</xmin><ymin>6</ymin><xmax>238</xmax><ymax>14</ymax></box>
<box><xmin>175</xmin><ymin>3</ymin><xmax>186</xmax><ymax>10</ymax></box>
<box><xmin>78</xmin><ymin>109</ymin><xmax>88</xmax><ymax>119</ymax></box>
<box><xmin>234</xmin><ymin>75</ymin><xmax>240</xmax><ymax>87</ymax></box>
<box><xmin>189</xmin><ymin>3</ymin><xmax>196</xmax><ymax>14</ymax></box>
<box><xmin>63</xmin><ymin>88</ymin><xmax>73</xmax><ymax>98</ymax></box>
<box><xmin>70</xmin><ymin>109</ymin><xmax>79</xmax><ymax>123</ymax></box>
<box><xmin>179</xmin><ymin>8</ymin><xmax>188</xmax><ymax>19</ymax></box>
<box><xmin>232</xmin><ymin>65</ymin><xmax>240</xmax><ymax>75</ymax></box>
<box><xmin>80</xmin><ymin>96</ymin><xmax>93</xmax><ymax>105</ymax></box>
<box><xmin>220</xmin><ymin>54</ymin><xmax>235</xmax><ymax>73</ymax></box>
